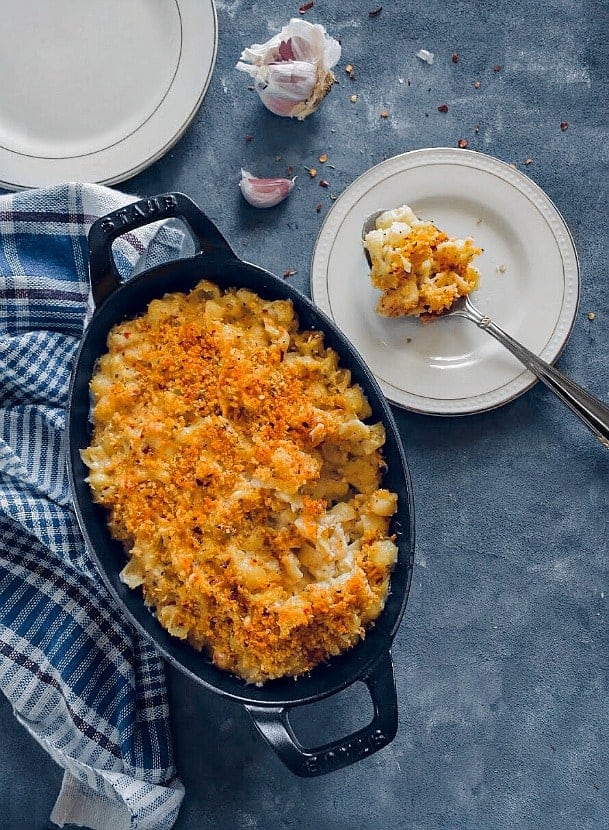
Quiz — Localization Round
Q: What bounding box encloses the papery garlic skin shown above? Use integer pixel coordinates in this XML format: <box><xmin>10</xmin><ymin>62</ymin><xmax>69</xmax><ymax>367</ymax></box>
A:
<box><xmin>239</xmin><ymin>169</ymin><xmax>296</xmax><ymax>208</ymax></box>
<box><xmin>416</xmin><ymin>48</ymin><xmax>435</xmax><ymax>65</ymax></box>
<box><xmin>236</xmin><ymin>19</ymin><xmax>341</xmax><ymax>120</ymax></box>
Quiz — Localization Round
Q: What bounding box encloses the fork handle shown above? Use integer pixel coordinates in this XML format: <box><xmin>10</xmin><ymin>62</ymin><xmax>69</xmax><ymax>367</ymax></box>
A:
<box><xmin>465</xmin><ymin>305</ymin><xmax>609</xmax><ymax>447</ymax></box>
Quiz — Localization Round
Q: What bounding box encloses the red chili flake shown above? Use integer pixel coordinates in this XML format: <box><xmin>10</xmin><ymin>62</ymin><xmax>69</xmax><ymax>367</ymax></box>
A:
<box><xmin>451</xmin><ymin>52</ymin><xmax>459</xmax><ymax>63</ymax></box>
<box><xmin>283</xmin><ymin>269</ymin><xmax>297</xmax><ymax>278</ymax></box>
<box><xmin>437</xmin><ymin>103</ymin><xmax>449</xmax><ymax>113</ymax></box>
<box><xmin>287</xmin><ymin>166</ymin><xmax>294</xmax><ymax>175</ymax></box>
<box><xmin>493</xmin><ymin>64</ymin><xmax>502</xmax><ymax>72</ymax></box>
<box><xmin>319</xmin><ymin>179</ymin><xmax>329</xmax><ymax>188</ymax></box>
<box><xmin>369</xmin><ymin>6</ymin><xmax>383</xmax><ymax>16</ymax></box>
<box><xmin>316</xmin><ymin>202</ymin><xmax>323</xmax><ymax>213</ymax></box>
<box><xmin>245</xmin><ymin>134</ymin><xmax>253</xmax><ymax>143</ymax></box>
<box><xmin>299</xmin><ymin>1</ymin><xmax>314</xmax><ymax>13</ymax></box>
<box><xmin>560</xmin><ymin>121</ymin><xmax>569</xmax><ymax>131</ymax></box>
<box><xmin>458</xmin><ymin>138</ymin><xmax>469</xmax><ymax>149</ymax></box>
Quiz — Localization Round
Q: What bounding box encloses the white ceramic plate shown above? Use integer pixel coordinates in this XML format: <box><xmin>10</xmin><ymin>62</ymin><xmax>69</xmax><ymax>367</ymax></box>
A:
<box><xmin>0</xmin><ymin>0</ymin><xmax>217</xmax><ymax>189</ymax></box>
<box><xmin>310</xmin><ymin>148</ymin><xmax>580</xmax><ymax>415</ymax></box>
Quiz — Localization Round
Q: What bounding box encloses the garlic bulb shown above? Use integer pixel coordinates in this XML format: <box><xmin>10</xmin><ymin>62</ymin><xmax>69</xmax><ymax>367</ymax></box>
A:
<box><xmin>236</xmin><ymin>19</ymin><xmax>341</xmax><ymax>120</ymax></box>
<box><xmin>239</xmin><ymin>169</ymin><xmax>296</xmax><ymax>208</ymax></box>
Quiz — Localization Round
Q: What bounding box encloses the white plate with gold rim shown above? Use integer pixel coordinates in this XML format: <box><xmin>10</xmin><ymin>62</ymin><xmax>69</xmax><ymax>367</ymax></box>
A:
<box><xmin>310</xmin><ymin>147</ymin><xmax>580</xmax><ymax>415</ymax></box>
<box><xmin>0</xmin><ymin>0</ymin><xmax>217</xmax><ymax>189</ymax></box>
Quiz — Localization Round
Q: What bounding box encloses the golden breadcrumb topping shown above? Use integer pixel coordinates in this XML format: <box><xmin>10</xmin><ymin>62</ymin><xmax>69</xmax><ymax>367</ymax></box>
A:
<box><xmin>364</xmin><ymin>204</ymin><xmax>482</xmax><ymax>317</ymax></box>
<box><xmin>82</xmin><ymin>280</ymin><xmax>398</xmax><ymax>684</ymax></box>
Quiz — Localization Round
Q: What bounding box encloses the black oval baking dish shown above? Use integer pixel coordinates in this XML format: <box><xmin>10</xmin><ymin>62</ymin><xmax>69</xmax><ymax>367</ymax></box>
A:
<box><xmin>66</xmin><ymin>193</ymin><xmax>415</xmax><ymax>776</ymax></box>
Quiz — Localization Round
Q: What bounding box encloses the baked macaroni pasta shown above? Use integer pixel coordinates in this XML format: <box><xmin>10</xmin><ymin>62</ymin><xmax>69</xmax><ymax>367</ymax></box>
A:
<box><xmin>82</xmin><ymin>280</ymin><xmax>399</xmax><ymax>684</ymax></box>
<box><xmin>364</xmin><ymin>204</ymin><xmax>482</xmax><ymax>317</ymax></box>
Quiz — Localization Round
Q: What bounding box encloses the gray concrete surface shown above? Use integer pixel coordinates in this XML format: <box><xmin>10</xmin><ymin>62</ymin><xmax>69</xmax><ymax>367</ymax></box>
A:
<box><xmin>1</xmin><ymin>0</ymin><xmax>609</xmax><ymax>827</ymax></box>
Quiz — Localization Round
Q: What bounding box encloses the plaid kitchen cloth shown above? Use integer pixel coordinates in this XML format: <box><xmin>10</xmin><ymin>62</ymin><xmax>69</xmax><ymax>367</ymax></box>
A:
<box><xmin>0</xmin><ymin>183</ymin><xmax>186</xmax><ymax>830</ymax></box>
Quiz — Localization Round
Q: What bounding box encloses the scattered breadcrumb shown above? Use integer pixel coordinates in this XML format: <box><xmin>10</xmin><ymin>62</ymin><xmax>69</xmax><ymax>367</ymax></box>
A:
<box><xmin>588</xmin><ymin>312</ymin><xmax>596</xmax><ymax>320</ymax></box>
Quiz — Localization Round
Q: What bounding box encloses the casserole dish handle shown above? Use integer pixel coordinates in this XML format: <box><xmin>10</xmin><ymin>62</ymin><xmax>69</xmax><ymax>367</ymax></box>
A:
<box><xmin>88</xmin><ymin>192</ymin><xmax>237</xmax><ymax>306</ymax></box>
<box><xmin>245</xmin><ymin>650</ymin><xmax>398</xmax><ymax>776</ymax></box>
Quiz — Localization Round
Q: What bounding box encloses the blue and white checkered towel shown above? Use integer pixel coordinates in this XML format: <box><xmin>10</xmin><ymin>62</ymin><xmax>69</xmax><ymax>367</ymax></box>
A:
<box><xmin>0</xmin><ymin>184</ymin><xmax>185</xmax><ymax>830</ymax></box>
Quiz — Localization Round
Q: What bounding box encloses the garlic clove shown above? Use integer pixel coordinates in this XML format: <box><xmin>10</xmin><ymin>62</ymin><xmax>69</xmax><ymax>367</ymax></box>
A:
<box><xmin>244</xmin><ymin>61</ymin><xmax>318</xmax><ymax>117</ymax></box>
<box><xmin>239</xmin><ymin>169</ymin><xmax>296</xmax><ymax>208</ymax></box>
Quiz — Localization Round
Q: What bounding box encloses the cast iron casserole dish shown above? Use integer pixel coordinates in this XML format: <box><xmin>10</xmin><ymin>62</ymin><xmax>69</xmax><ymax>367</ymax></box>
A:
<box><xmin>67</xmin><ymin>193</ymin><xmax>415</xmax><ymax>776</ymax></box>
